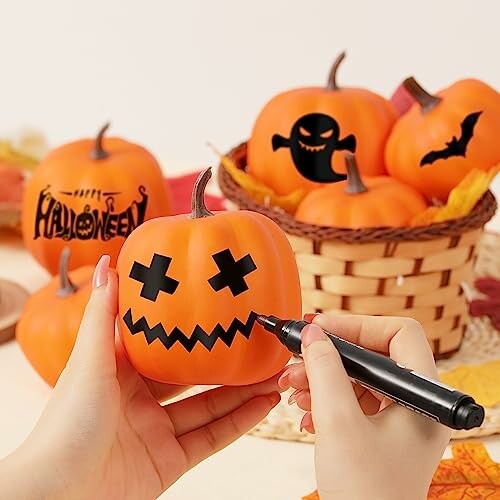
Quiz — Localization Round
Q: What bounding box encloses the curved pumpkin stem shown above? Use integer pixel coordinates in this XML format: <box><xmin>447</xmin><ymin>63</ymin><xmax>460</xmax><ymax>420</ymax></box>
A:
<box><xmin>326</xmin><ymin>51</ymin><xmax>346</xmax><ymax>90</ymax></box>
<box><xmin>57</xmin><ymin>247</ymin><xmax>78</xmax><ymax>297</ymax></box>
<box><xmin>90</xmin><ymin>122</ymin><xmax>111</xmax><ymax>160</ymax></box>
<box><xmin>403</xmin><ymin>77</ymin><xmax>442</xmax><ymax>113</ymax></box>
<box><xmin>190</xmin><ymin>168</ymin><xmax>214</xmax><ymax>219</ymax></box>
<box><xmin>344</xmin><ymin>153</ymin><xmax>367</xmax><ymax>194</ymax></box>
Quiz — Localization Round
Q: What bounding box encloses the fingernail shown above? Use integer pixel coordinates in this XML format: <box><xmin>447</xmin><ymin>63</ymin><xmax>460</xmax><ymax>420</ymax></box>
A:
<box><xmin>288</xmin><ymin>388</ymin><xmax>303</xmax><ymax>406</ymax></box>
<box><xmin>300</xmin><ymin>411</ymin><xmax>312</xmax><ymax>432</ymax></box>
<box><xmin>278</xmin><ymin>366</ymin><xmax>294</xmax><ymax>390</ymax></box>
<box><xmin>301</xmin><ymin>324</ymin><xmax>328</xmax><ymax>348</ymax></box>
<box><xmin>303</xmin><ymin>313</ymin><xmax>318</xmax><ymax>323</ymax></box>
<box><xmin>92</xmin><ymin>255</ymin><xmax>111</xmax><ymax>289</ymax></box>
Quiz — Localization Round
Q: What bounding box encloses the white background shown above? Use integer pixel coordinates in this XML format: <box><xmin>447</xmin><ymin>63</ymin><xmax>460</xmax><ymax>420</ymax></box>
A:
<box><xmin>0</xmin><ymin>0</ymin><xmax>498</xmax><ymax>174</ymax></box>
<box><xmin>0</xmin><ymin>2</ymin><xmax>499</xmax><ymax>499</ymax></box>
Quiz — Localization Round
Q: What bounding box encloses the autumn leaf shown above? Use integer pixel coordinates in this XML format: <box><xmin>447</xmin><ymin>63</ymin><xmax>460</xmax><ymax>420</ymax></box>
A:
<box><xmin>208</xmin><ymin>143</ymin><xmax>305</xmax><ymax>213</ymax></box>
<box><xmin>411</xmin><ymin>165</ymin><xmax>499</xmax><ymax>226</ymax></box>
<box><xmin>428</xmin><ymin>441</ymin><xmax>500</xmax><ymax>499</ymax></box>
<box><xmin>440</xmin><ymin>360</ymin><xmax>500</xmax><ymax>407</ymax></box>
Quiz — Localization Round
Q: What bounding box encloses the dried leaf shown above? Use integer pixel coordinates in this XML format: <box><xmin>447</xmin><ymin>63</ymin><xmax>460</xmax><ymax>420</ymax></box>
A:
<box><xmin>208</xmin><ymin>143</ymin><xmax>305</xmax><ymax>213</ymax></box>
<box><xmin>411</xmin><ymin>206</ymin><xmax>440</xmax><ymax>226</ymax></box>
<box><xmin>440</xmin><ymin>360</ymin><xmax>500</xmax><ymax>407</ymax></box>
<box><xmin>304</xmin><ymin>442</ymin><xmax>500</xmax><ymax>500</ymax></box>
<box><xmin>428</xmin><ymin>441</ymin><xmax>500</xmax><ymax>499</ymax></box>
<box><xmin>411</xmin><ymin>165</ymin><xmax>499</xmax><ymax>226</ymax></box>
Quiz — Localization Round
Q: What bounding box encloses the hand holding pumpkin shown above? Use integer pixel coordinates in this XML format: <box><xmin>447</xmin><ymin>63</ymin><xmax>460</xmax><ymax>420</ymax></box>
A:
<box><xmin>1</xmin><ymin>255</ymin><xmax>283</xmax><ymax>499</ymax></box>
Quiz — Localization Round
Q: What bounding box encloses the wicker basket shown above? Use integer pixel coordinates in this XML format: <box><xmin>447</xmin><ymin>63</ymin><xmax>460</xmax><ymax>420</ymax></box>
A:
<box><xmin>218</xmin><ymin>142</ymin><xmax>497</xmax><ymax>358</ymax></box>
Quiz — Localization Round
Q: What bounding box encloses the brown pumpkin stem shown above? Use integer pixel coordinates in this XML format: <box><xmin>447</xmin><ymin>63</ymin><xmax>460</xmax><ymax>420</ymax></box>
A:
<box><xmin>402</xmin><ymin>77</ymin><xmax>442</xmax><ymax>113</ymax></box>
<box><xmin>57</xmin><ymin>247</ymin><xmax>77</xmax><ymax>297</ymax></box>
<box><xmin>190</xmin><ymin>167</ymin><xmax>214</xmax><ymax>218</ymax></box>
<box><xmin>326</xmin><ymin>51</ymin><xmax>346</xmax><ymax>90</ymax></box>
<box><xmin>344</xmin><ymin>153</ymin><xmax>367</xmax><ymax>194</ymax></box>
<box><xmin>90</xmin><ymin>122</ymin><xmax>111</xmax><ymax>160</ymax></box>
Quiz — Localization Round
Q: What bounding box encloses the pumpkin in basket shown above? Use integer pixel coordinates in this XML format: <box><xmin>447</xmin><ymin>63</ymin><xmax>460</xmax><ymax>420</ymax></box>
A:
<box><xmin>16</xmin><ymin>248</ymin><xmax>93</xmax><ymax>386</ymax></box>
<box><xmin>117</xmin><ymin>168</ymin><xmax>302</xmax><ymax>386</ymax></box>
<box><xmin>386</xmin><ymin>77</ymin><xmax>500</xmax><ymax>201</ymax></box>
<box><xmin>22</xmin><ymin>123</ymin><xmax>172</xmax><ymax>275</ymax></box>
<box><xmin>295</xmin><ymin>153</ymin><xmax>427</xmax><ymax>228</ymax></box>
<box><xmin>247</xmin><ymin>52</ymin><xmax>398</xmax><ymax>196</ymax></box>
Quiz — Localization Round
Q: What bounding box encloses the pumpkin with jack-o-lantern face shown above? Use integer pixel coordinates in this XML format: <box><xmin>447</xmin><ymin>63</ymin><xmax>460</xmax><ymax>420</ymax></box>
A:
<box><xmin>117</xmin><ymin>168</ymin><xmax>302</xmax><ymax>386</ymax></box>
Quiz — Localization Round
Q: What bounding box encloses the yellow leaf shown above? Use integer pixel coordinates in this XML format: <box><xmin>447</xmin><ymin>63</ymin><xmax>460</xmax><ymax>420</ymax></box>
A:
<box><xmin>440</xmin><ymin>359</ymin><xmax>500</xmax><ymax>407</ymax></box>
<box><xmin>208</xmin><ymin>143</ymin><xmax>305</xmax><ymax>214</ymax></box>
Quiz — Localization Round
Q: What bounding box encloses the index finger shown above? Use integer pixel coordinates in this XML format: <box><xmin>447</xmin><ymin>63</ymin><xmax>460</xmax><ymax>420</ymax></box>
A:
<box><xmin>311</xmin><ymin>314</ymin><xmax>436</xmax><ymax>377</ymax></box>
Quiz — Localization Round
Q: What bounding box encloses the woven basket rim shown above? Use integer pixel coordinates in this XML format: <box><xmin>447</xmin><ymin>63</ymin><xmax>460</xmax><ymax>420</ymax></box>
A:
<box><xmin>217</xmin><ymin>142</ymin><xmax>498</xmax><ymax>244</ymax></box>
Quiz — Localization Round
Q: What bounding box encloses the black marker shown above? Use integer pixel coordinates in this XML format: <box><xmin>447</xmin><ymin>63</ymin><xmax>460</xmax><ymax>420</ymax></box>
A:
<box><xmin>256</xmin><ymin>314</ymin><xmax>484</xmax><ymax>430</ymax></box>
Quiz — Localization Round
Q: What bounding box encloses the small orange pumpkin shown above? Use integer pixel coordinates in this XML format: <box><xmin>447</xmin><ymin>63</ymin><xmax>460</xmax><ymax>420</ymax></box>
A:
<box><xmin>22</xmin><ymin>123</ymin><xmax>172</xmax><ymax>275</ymax></box>
<box><xmin>295</xmin><ymin>153</ymin><xmax>427</xmax><ymax>228</ymax></box>
<box><xmin>117</xmin><ymin>168</ymin><xmax>302</xmax><ymax>386</ymax></box>
<box><xmin>247</xmin><ymin>52</ymin><xmax>397</xmax><ymax>196</ymax></box>
<box><xmin>16</xmin><ymin>248</ymin><xmax>93</xmax><ymax>386</ymax></box>
<box><xmin>385</xmin><ymin>77</ymin><xmax>500</xmax><ymax>201</ymax></box>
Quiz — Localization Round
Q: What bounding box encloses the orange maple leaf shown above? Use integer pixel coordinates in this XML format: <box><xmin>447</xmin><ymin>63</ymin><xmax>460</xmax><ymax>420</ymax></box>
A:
<box><xmin>303</xmin><ymin>442</ymin><xmax>500</xmax><ymax>500</ymax></box>
<box><xmin>428</xmin><ymin>441</ymin><xmax>500</xmax><ymax>499</ymax></box>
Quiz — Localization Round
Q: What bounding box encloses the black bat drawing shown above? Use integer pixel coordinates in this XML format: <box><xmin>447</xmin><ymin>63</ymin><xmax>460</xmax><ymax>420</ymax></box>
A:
<box><xmin>420</xmin><ymin>111</ymin><xmax>482</xmax><ymax>167</ymax></box>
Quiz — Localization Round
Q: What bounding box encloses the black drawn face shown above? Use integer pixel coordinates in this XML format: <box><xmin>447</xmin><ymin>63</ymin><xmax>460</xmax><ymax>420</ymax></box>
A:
<box><xmin>122</xmin><ymin>249</ymin><xmax>259</xmax><ymax>352</ymax></box>
<box><xmin>293</xmin><ymin>114</ymin><xmax>340</xmax><ymax>152</ymax></box>
<box><xmin>420</xmin><ymin>111</ymin><xmax>482</xmax><ymax>167</ymax></box>
<box><xmin>272</xmin><ymin>113</ymin><xmax>356</xmax><ymax>183</ymax></box>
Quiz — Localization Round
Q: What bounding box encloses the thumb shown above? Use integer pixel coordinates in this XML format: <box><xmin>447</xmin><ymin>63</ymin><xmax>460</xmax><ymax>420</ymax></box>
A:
<box><xmin>64</xmin><ymin>255</ymin><xmax>118</xmax><ymax>379</ymax></box>
<box><xmin>302</xmin><ymin>324</ymin><xmax>363</xmax><ymax>434</ymax></box>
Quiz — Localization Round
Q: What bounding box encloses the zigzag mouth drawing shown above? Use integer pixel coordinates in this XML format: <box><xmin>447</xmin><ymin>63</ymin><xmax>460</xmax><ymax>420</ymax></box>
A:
<box><xmin>123</xmin><ymin>308</ymin><xmax>258</xmax><ymax>353</ymax></box>
<box><xmin>298</xmin><ymin>140</ymin><xmax>327</xmax><ymax>152</ymax></box>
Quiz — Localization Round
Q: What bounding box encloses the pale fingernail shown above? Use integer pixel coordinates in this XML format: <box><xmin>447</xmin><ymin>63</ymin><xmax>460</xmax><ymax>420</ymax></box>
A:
<box><xmin>300</xmin><ymin>411</ymin><xmax>312</xmax><ymax>432</ymax></box>
<box><xmin>278</xmin><ymin>366</ymin><xmax>294</xmax><ymax>389</ymax></box>
<box><xmin>92</xmin><ymin>255</ymin><xmax>111</xmax><ymax>289</ymax></box>
<box><xmin>288</xmin><ymin>388</ymin><xmax>303</xmax><ymax>406</ymax></box>
<box><xmin>301</xmin><ymin>324</ymin><xmax>328</xmax><ymax>348</ymax></box>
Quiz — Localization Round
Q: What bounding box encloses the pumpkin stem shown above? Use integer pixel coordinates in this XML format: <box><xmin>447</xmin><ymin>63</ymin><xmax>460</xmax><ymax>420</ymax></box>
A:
<box><xmin>190</xmin><ymin>167</ymin><xmax>214</xmax><ymax>219</ymax></box>
<box><xmin>57</xmin><ymin>247</ymin><xmax>78</xmax><ymax>297</ymax></box>
<box><xmin>402</xmin><ymin>77</ymin><xmax>442</xmax><ymax>113</ymax></box>
<box><xmin>90</xmin><ymin>122</ymin><xmax>111</xmax><ymax>160</ymax></box>
<box><xmin>344</xmin><ymin>153</ymin><xmax>367</xmax><ymax>194</ymax></box>
<box><xmin>326</xmin><ymin>51</ymin><xmax>346</xmax><ymax>90</ymax></box>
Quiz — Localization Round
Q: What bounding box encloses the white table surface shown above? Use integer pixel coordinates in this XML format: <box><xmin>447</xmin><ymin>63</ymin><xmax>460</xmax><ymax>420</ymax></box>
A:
<box><xmin>1</xmin><ymin>174</ymin><xmax>500</xmax><ymax>500</ymax></box>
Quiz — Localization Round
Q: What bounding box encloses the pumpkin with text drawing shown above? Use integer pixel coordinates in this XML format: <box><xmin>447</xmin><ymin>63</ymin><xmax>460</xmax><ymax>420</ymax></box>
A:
<box><xmin>386</xmin><ymin>77</ymin><xmax>500</xmax><ymax>201</ymax></box>
<box><xmin>117</xmin><ymin>168</ymin><xmax>302</xmax><ymax>386</ymax></box>
<box><xmin>16</xmin><ymin>248</ymin><xmax>93</xmax><ymax>386</ymax></box>
<box><xmin>247</xmin><ymin>51</ymin><xmax>397</xmax><ymax>196</ymax></box>
<box><xmin>22</xmin><ymin>123</ymin><xmax>172</xmax><ymax>275</ymax></box>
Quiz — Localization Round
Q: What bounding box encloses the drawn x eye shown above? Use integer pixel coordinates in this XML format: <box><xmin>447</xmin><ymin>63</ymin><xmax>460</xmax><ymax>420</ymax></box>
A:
<box><xmin>208</xmin><ymin>249</ymin><xmax>257</xmax><ymax>296</ymax></box>
<box><xmin>299</xmin><ymin>126</ymin><xmax>312</xmax><ymax>137</ymax></box>
<box><xmin>129</xmin><ymin>253</ymin><xmax>180</xmax><ymax>301</ymax></box>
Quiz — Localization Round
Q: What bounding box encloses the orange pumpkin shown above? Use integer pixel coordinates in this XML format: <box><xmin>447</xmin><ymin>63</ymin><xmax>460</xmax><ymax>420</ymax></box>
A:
<box><xmin>22</xmin><ymin>123</ymin><xmax>171</xmax><ymax>275</ymax></box>
<box><xmin>247</xmin><ymin>52</ymin><xmax>397</xmax><ymax>196</ymax></box>
<box><xmin>117</xmin><ymin>168</ymin><xmax>302</xmax><ymax>386</ymax></box>
<box><xmin>295</xmin><ymin>153</ymin><xmax>427</xmax><ymax>228</ymax></box>
<box><xmin>16</xmin><ymin>248</ymin><xmax>92</xmax><ymax>386</ymax></box>
<box><xmin>386</xmin><ymin>77</ymin><xmax>500</xmax><ymax>201</ymax></box>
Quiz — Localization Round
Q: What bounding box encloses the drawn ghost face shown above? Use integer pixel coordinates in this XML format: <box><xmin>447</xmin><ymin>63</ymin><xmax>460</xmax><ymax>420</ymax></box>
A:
<box><xmin>272</xmin><ymin>113</ymin><xmax>356</xmax><ymax>183</ymax></box>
